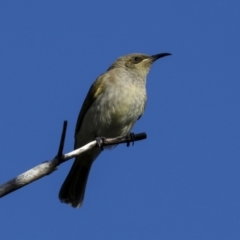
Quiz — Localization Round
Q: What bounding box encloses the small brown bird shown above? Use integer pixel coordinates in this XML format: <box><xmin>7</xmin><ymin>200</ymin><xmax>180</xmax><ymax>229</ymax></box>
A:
<box><xmin>59</xmin><ymin>52</ymin><xmax>171</xmax><ymax>207</ymax></box>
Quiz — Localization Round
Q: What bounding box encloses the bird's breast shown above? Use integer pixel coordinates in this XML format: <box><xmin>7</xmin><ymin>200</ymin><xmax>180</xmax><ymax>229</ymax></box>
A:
<box><xmin>88</xmin><ymin>82</ymin><xmax>146</xmax><ymax>136</ymax></box>
<box><xmin>101</xmin><ymin>84</ymin><xmax>145</xmax><ymax>119</ymax></box>
<box><xmin>76</xmin><ymin>78</ymin><xmax>147</xmax><ymax>147</ymax></box>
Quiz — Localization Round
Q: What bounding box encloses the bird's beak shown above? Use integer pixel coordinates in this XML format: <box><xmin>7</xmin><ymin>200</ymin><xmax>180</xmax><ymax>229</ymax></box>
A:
<box><xmin>151</xmin><ymin>53</ymin><xmax>172</xmax><ymax>62</ymax></box>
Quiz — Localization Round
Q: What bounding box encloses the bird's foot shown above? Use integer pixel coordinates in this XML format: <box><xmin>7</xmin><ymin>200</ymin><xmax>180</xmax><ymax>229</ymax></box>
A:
<box><xmin>126</xmin><ymin>132</ymin><xmax>135</xmax><ymax>147</ymax></box>
<box><xmin>95</xmin><ymin>137</ymin><xmax>106</xmax><ymax>151</ymax></box>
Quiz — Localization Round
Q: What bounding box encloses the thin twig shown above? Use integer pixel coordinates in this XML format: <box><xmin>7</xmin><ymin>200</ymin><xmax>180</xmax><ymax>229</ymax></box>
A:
<box><xmin>57</xmin><ymin>120</ymin><xmax>67</xmax><ymax>159</ymax></box>
<box><xmin>0</xmin><ymin>130</ymin><xmax>146</xmax><ymax>198</ymax></box>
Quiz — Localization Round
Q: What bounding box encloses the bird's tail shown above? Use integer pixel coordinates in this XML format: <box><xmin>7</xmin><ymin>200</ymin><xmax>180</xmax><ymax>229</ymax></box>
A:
<box><xmin>59</xmin><ymin>150</ymin><xmax>99</xmax><ymax>208</ymax></box>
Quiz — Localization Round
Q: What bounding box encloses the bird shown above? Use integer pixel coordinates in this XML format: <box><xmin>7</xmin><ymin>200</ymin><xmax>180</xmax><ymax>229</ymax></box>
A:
<box><xmin>59</xmin><ymin>52</ymin><xmax>171</xmax><ymax>208</ymax></box>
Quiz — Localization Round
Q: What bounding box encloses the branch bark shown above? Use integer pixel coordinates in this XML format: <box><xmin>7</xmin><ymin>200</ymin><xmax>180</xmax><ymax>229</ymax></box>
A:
<box><xmin>0</xmin><ymin>132</ymin><xmax>146</xmax><ymax>198</ymax></box>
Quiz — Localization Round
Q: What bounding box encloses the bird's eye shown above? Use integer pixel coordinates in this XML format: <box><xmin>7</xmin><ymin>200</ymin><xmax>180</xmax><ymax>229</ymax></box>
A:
<box><xmin>133</xmin><ymin>56</ymin><xmax>142</xmax><ymax>63</ymax></box>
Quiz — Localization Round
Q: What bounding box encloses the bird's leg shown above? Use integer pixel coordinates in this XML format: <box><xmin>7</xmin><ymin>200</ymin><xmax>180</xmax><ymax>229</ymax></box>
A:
<box><xmin>126</xmin><ymin>132</ymin><xmax>135</xmax><ymax>147</ymax></box>
<box><xmin>95</xmin><ymin>137</ymin><xmax>105</xmax><ymax>151</ymax></box>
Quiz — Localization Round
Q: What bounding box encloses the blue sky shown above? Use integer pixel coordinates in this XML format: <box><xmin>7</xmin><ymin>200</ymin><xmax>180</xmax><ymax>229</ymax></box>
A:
<box><xmin>0</xmin><ymin>1</ymin><xmax>240</xmax><ymax>239</ymax></box>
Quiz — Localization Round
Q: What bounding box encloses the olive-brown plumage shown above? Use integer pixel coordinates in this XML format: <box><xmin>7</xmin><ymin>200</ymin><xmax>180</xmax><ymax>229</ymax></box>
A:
<box><xmin>59</xmin><ymin>53</ymin><xmax>171</xmax><ymax>208</ymax></box>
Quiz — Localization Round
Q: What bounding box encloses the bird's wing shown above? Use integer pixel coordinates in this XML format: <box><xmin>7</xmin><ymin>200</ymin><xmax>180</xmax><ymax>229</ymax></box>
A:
<box><xmin>74</xmin><ymin>74</ymin><xmax>104</xmax><ymax>142</ymax></box>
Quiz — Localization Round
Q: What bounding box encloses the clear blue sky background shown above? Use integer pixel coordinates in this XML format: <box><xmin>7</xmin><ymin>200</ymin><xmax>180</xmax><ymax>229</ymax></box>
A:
<box><xmin>0</xmin><ymin>1</ymin><xmax>239</xmax><ymax>239</ymax></box>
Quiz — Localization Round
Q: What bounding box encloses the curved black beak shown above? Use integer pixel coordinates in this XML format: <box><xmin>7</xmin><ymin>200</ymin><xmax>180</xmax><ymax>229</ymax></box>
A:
<box><xmin>151</xmin><ymin>53</ymin><xmax>172</xmax><ymax>62</ymax></box>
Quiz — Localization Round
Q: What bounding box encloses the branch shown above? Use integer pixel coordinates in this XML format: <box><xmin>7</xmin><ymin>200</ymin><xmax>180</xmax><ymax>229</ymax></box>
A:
<box><xmin>0</xmin><ymin>121</ymin><xmax>147</xmax><ymax>198</ymax></box>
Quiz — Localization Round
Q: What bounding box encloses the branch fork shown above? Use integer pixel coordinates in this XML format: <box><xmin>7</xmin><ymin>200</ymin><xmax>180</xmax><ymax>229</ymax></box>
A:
<box><xmin>0</xmin><ymin>121</ymin><xmax>147</xmax><ymax>198</ymax></box>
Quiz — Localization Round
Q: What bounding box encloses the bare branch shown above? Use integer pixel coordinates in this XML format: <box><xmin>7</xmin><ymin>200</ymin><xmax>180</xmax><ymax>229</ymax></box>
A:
<box><xmin>0</xmin><ymin>131</ymin><xmax>146</xmax><ymax>198</ymax></box>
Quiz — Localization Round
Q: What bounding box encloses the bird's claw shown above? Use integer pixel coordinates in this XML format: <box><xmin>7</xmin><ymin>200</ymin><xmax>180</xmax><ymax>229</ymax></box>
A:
<box><xmin>95</xmin><ymin>137</ymin><xmax>105</xmax><ymax>151</ymax></box>
<box><xmin>126</xmin><ymin>132</ymin><xmax>135</xmax><ymax>147</ymax></box>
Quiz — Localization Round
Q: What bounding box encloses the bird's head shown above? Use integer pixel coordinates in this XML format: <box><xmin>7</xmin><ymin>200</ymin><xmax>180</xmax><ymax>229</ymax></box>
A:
<box><xmin>108</xmin><ymin>53</ymin><xmax>171</xmax><ymax>77</ymax></box>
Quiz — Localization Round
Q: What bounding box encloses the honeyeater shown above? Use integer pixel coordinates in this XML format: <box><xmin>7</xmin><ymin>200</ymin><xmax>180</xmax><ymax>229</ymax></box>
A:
<box><xmin>59</xmin><ymin>52</ymin><xmax>171</xmax><ymax>208</ymax></box>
